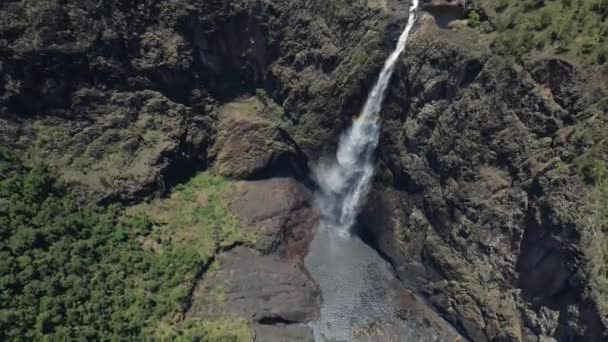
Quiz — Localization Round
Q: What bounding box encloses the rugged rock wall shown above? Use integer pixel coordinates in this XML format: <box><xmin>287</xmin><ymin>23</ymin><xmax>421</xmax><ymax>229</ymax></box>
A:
<box><xmin>1</xmin><ymin>0</ymin><xmax>607</xmax><ymax>341</ymax></box>
<box><xmin>0</xmin><ymin>0</ymin><xmax>403</xmax><ymax>202</ymax></box>
<box><xmin>361</xmin><ymin>13</ymin><xmax>608</xmax><ymax>342</ymax></box>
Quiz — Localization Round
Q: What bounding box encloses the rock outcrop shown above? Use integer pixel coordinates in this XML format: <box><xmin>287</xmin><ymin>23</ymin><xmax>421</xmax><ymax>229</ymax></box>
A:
<box><xmin>360</xmin><ymin>13</ymin><xmax>608</xmax><ymax>342</ymax></box>
<box><xmin>187</xmin><ymin>246</ymin><xmax>320</xmax><ymax>323</ymax></box>
<box><xmin>229</xmin><ymin>177</ymin><xmax>317</xmax><ymax>259</ymax></box>
<box><xmin>186</xmin><ymin>177</ymin><xmax>320</xmax><ymax>339</ymax></box>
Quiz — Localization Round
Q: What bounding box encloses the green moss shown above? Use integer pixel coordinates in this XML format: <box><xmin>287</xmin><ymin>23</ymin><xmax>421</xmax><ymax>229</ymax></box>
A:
<box><xmin>221</xmin><ymin>96</ymin><xmax>288</xmax><ymax>124</ymax></box>
<box><xmin>467</xmin><ymin>10</ymin><xmax>481</xmax><ymax>28</ymax></box>
<box><xmin>579</xmin><ymin>156</ymin><xmax>608</xmax><ymax>186</ymax></box>
<box><xmin>255</xmin><ymin>88</ymin><xmax>268</xmax><ymax>103</ymax></box>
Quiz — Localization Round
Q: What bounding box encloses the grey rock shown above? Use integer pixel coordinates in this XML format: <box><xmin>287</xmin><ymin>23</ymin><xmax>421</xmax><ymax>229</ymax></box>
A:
<box><xmin>187</xmin><ymin>246</ymin><xmax>320</xmax><ymax>323</ymax></box>
<box><xmin>230</xmin><ymin>178</ymin><xmax>317</xmax><ymax>260</ymax></box>
<box><xmin>253</xmin><ymin>323</ymin><xmax>315</xmax><ymax>342</ymax></box>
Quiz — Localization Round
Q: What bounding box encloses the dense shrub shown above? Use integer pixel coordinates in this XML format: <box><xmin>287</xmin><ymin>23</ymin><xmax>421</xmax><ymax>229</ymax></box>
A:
<box><xmin>0</xmin><ymin>149</ymin><xmax>252</xmax><ymax>340</ymax></box>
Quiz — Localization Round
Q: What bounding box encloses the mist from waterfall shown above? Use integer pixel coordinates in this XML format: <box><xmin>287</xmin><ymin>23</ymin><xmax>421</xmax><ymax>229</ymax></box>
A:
<box><xmin>313</xmin><ymin>0</ymin><xmax>419</xmax><ymax>236</ymax></box>
<box><xmin>305</xmin><ymin>4</ymin><xmax>425</xmax><ymax>340</ymax></box>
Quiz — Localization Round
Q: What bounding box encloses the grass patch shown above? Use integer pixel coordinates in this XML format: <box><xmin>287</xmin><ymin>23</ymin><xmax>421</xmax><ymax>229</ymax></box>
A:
<box><xmin>134</xmin><ymin>172</ymin><xmax>259</xmax><ymax>265</ymax></box>
<box><xmin>156</xmin><ymin>316</ymin><xmax>253</xmax><ymax>341</ymax></box>
<box><xmin>219</xmin><ymin>96</ymin><xmax>288</xmax><ymax>124</ymax></box>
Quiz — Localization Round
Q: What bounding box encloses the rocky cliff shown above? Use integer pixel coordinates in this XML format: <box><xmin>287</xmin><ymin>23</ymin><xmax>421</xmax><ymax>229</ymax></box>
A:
<box><xmin>362</xmin><ymin>13</ymin><xmax>608</xmax><ymax>341</ymax></box>
<box><xmin>1</xmin><ymin>0</ymin><xmax>607</xmax><ymax>340</ymax></box>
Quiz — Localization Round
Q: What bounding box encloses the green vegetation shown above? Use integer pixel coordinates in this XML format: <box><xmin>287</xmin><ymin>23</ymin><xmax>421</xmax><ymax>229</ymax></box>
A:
<box><xmin>467</xmin><ymin>10</ymin><xmax>481</xmax><ymax>28</ymax></box>
<box><xmin>255</xmin><ymin>88</ymin><xmax>268</xmax><ymax>103</ymax></box>
<box><xmin>564</xmin><ymin>125</ymin><xmax>608</xmax><ymax>310</ymax></box>
<box><xmin>220</xmin><ymin>96</ymin><xmax>287</xmax><ymax>123</ymax></box>
<box><xmin>132</xmin><ymin>172</ymin><xmax>259</xmax><ymax>264</ymax></box>
<box><xmin>577</xmin><ymin>152</ymin><xmax>608</xmax><ymax>285</ymax></box>
<box><xmin>158</xmin><ymin>317</ymin><xmax>253</xmax><ymax>341</ymax></box>
<box><xmin>477</xmin><ymin>0</ymin><xmax>608</xmax><ymax>64</ymax></box>
<box><xmin>0</xmin><ymin>149</ymin><xmax>253</xmax><ymax>340</ymax></box>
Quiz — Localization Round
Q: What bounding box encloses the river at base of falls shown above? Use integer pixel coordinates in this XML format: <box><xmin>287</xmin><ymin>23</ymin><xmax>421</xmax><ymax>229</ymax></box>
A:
<box><xmin>304</xmin><ymin>226</ymin><xmax>463</xmax><ymax>342</ymax></box>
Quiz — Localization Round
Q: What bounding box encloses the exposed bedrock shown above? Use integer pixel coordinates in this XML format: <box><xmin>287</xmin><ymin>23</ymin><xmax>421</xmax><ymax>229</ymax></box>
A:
<box><xmin>229</xmin><ymin>177</ymin><xmax>317</xmax><ymax>260</ymax></box>
<box><xmin>186</xmin><ymin>246</ymin><xmax>320</xmax><ymax>325</ymax></box>
<box><xmin>186</xmin><ymin>177</ymin><xmax>320</xmax><ymax>340</ymax></box>
<box><xmin>359</xmin><ymin>15</ymin><xmax>608</xmax><ymax>342</ymax></box>
<box><xmin>0</xmin><ymin>0</ymin><xmax>407</xmax><ymax>201</ymax></box>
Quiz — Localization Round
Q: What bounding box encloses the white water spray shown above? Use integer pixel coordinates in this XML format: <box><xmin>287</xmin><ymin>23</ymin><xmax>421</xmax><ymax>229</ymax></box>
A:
<box><xmin>314</xmin><ymin>0</ymin><xmax>419</xmax><ymax>236</ymax></box>
<box><xmin>304</xmin><ymin>4</ymin><xmax>460</xmax><ymax>341</ymax></box>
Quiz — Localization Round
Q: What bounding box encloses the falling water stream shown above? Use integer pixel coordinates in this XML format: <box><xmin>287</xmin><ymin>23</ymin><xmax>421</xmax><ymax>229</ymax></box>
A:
<box><xmin>310</xmin><ymin>1</ymin><xmax>419</xmax><ymax>236</ymax></box>
<box><xmin>304</xmin><ymin>1</ymin><xmax>461</xmax><ymax>341</ymax></box>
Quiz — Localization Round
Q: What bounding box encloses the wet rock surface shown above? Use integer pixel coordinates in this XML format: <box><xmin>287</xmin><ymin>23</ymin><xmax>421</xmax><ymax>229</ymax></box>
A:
<box><xmin>305</xmin><ymin>227</ymin><xmax>465</xmax><ymax>341</ymax></box>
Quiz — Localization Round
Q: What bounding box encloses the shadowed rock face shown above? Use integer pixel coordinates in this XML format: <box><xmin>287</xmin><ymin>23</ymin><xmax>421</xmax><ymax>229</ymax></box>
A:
<box><xmin>419</xmin><ymin>0</ymin><xmax>466</xmax><ymax>28</ymax></box>
<box><xmin>420</xmin><ymin>0</ymin><xmax>466</xmax><ymax>12</ymax></box>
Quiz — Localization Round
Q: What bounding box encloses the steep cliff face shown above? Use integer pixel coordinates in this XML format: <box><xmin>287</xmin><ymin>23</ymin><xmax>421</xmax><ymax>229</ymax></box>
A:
<box><xmin>361</xmin><ymin>11</ymin><xmax>608</xmax><ymax>342</ymax></box>
<box><xmin>1</xmin><ymin>0</ymin><xmax>607</xmax><ymax>340</ymax></box>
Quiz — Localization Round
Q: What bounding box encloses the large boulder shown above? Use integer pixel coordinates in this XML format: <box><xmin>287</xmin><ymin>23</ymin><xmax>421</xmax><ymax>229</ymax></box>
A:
<box><xmin>186</xmin><ymin>246</ymin><xmax>320</xmax><ymax>323</ymax></box>
<box><xmin>212</xmin><ymin>98</ymin><xmax>305</xmax><ymax>180</ymax></box>
<box><xmin>229</xmin><ymin>177</ymin><xmax>317</xmax><ymax>260</ymax></box>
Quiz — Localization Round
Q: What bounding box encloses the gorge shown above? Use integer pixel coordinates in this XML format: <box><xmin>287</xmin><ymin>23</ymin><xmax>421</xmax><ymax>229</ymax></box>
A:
<box><xmin>304</xmin><ymin>0</ymin><xmax>464</xmax><ymax>340</ymax></box>
<box><xmin>1</xmin><ymin>0</ymin><xmax>607</xmax><ymax>341</ymax></box>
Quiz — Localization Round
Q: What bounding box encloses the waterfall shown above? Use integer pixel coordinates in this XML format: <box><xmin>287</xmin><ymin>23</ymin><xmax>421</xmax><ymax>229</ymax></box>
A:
<box><xmin>304</xmin><ymin>4</ymin><xmax>444</xmax><ymax>340</ymax></box>
<box><xmin>313</xmin><ymin>0</ymin><xmax>419</xmax><ymax>236</ymax></box>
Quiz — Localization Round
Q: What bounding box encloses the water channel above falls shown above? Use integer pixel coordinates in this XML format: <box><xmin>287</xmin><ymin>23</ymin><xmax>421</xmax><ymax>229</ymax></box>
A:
<box><xmin>302</xmin><ymin>0</ymin><xmax>465</xmax><ymax>340</ymax></box>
